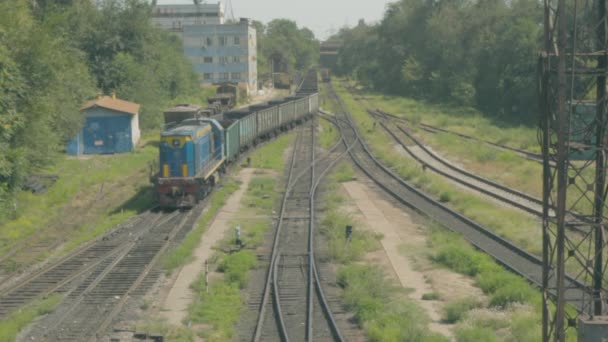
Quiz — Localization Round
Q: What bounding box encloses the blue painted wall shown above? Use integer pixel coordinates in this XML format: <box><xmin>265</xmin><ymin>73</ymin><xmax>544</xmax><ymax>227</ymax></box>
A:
<box><xmin>67</xmin><ymin>107</ymin><xmax>134</xmax><ymax>155</ymax></box>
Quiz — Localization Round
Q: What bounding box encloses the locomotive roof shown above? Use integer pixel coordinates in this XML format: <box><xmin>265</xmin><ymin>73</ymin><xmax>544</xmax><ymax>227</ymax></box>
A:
<box><xmin>161</xmin><ymin>122</ymin><xmax>211</xmax><ymax>137</ymax></box>
<box><xmin>164</xmin><ymin>104</ymin><xmax>202</xmax><ymax>113</ymax></box>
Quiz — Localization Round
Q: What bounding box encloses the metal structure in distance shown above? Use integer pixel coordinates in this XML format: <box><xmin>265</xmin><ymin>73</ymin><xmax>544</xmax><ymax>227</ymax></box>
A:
<box><xmin>540</xmin><ymin>0</ymin><xmax>608</xmax><ymax>340</ymax></box>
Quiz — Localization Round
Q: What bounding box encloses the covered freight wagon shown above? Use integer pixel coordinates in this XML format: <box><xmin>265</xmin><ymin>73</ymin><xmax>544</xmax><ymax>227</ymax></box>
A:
<box><xmin>67</xmin><ymin>95</ymin><xmax>141</xmax><ymax>155</ymax></box>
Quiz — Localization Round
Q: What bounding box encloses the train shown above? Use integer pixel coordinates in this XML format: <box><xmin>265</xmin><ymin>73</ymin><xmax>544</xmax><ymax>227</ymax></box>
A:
<box><xmin>153</xmin><ymin>91</ymin><xmax>319</xmax><ymax>208</ymax></box>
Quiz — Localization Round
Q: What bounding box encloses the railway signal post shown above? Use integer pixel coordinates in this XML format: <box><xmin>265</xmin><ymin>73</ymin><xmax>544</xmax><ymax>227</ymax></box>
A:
<box><xmin>540</xmin><ymin>0</ymin><xmax>608</xmax><ymax>340</ymax></box>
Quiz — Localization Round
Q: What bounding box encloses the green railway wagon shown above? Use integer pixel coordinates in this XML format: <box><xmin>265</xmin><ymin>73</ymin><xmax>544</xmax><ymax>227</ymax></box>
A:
<box><xmin>225</xmin><ymin>110</ymin><xmax>257</xmax><ymax>150</ymax></box>
<box><xmin>256</xmin><ymin>105</ymin><xmax>280</xmax><ymax>136</ymax></box>
<box><xmin>222</xmin><ymin>119</ymin><xmax>240</xmax><ymax>162</ymax></box>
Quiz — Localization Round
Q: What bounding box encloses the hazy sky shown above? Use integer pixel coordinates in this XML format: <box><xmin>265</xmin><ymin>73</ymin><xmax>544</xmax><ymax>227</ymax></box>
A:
<box><xmin>155</xmin><ymin>0</ymin><xmax>391</xmax><ymax>39</ymax></box>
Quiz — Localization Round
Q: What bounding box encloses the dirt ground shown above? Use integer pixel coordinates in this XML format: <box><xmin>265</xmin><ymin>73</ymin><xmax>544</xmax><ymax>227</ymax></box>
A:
<box><xmin>341</xmin><ymin>179</ymin><xmax>484</xmax><ymax>340</ymax></box>
<box><xmin>158</xmin><ymin>168</ymin><xmax>257</xmax><ymax>327</ymax></box>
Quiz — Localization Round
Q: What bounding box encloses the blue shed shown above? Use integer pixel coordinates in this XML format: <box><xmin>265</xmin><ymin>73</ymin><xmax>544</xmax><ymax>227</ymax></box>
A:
<box><xmin>67</xmin><ymin>96</ymin><xmax>141</xmax><ymax>155</ymax></box>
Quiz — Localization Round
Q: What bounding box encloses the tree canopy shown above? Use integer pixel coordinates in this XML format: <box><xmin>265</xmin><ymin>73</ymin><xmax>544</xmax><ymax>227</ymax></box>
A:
<box><xmin>254</xmin><ymin>19</ymin><xmax>320</xmax><ymax>76</ymax></box>
<box><xmin>0</xmin><ymin>0</ymin><xmax>200</xmax><ymax>219</ymax></box>
<box><xmin>332</xmin><ymin>0</ymin><xmax>542</xmax><ymax>123</ymax></box>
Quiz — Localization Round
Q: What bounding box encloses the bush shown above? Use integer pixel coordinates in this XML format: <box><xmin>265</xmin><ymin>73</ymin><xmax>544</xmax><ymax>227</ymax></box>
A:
<box><xmin>433</xmin><ymin>244</ymin><xmax>485</xmax><ymax>276</ymax></box>
<box><xmin>218</xmin><ymin>250</ymin><xmax>258</xmax><ymax>289</ymax></box>
<box><xmin>422</xmin><ymin>292</ymin><xmax>440</xmax><ymax>300</ymax></box>
<box><xmin>489</xmin><ymin>281</ymin><xmax>537</xmax><ymax>308</ymax></box>
<box><xmin>443</xmin><ymin>298</ymin><xmax>482</xmax><ymax>323</ymax></box>
<box><xmin>439</xmin><ymin>192</ymin><xmax>451</xmax><ymax>203</ymax></box>
<box><xmin>456</xmin><ymin>327</ymin><xmax>499</xmax><ymax>342</ymax></box>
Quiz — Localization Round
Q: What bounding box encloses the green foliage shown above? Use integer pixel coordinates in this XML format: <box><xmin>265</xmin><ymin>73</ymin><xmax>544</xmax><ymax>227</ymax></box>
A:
<box><xmin>421</xmin><ymin>292</ymin><xmax>440</xmax><ymax>300</ymax></box>
<box><xmin>0</xmin><ymin>294</ymin><xmax>61</xmax><ymax>341</ymax></box>
<box><xmin>218</xmin><ymin>250</ymin><xmax>258</xmax><ymax>289</ymax></box>
<box><xmin>430</xmin><ymin>228</ymin><xmax>541</xmax><ymax>309</ymax></box>
<box><xmin>255</xmin><ymin>19</ymin><xmax>319</xmax><ymax>75</ymax></box>
<box><xmin>455</xmin><ymin>326</ymin><xmax>499</xmax><ymax>342</ymax></box>
<box><xmin>189</xmin><ymin>283</ymin><xmax>242</xmax><ymax>341</ymax></box>
<box><xmin>338</xmin><ymin>265</ymin><xmax>449</xmax><ymax>342</ymax></box>
<box><xmin>331</xmin><ymin>0</ymin><xmax>542</xmax><ymax>122</ymax></box>
<box><xmin>0</xmin><ymin>0</ymin><xmax>200</xmax><ymax>221</ymax></box>
<box><xmin>443</xmin><ymin>298</ymin><xmax>483</xmax><ymax>323</ymax></box>
<box><xmin>248</xmin><ymin>133</ymin><xmax>295</xmax><ymax>170</ymax></box>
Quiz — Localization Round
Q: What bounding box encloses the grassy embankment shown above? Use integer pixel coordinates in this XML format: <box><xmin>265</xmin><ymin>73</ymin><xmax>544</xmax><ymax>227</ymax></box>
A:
<box><xmin>313</xmin><ymin>114</ymin><xmax>446</xmax><ymax>341</ymax></box>
<box><xmin>345</xmin><ymin>80</ymin><xmax>598</xmax><ymax>217</ymax></box>
<box><xmin>0</xmin><ymin>89</ymin><xmax>218</xmax><ymax>269</ymax></box>
<box><xmin>325</xmin><ymin>83</ymin><xmax>576</xmax><ymax>341</ymax></box>
<box><xmin>0</xmin><ymin>294</ymin><xmax>62</xmax><ymax>342</ymax></box>
<box><xmin>317</xmin><ymin>155</ymin><xmax>451</xmax><ymax>341</ymax></box>
<box><xmin>332</xmin><ymin>81</ymin><xmax>542</xmax><ymax>255</ymax></box>
<box><xmin>0</xmin><ymin>131</ymin><xmax>159</xmax><ymax>269</ymax></box>
<box><xmin>184</xmin><ymin>133</ymin><xmax>294</xmax><ymax>341</ymax></box>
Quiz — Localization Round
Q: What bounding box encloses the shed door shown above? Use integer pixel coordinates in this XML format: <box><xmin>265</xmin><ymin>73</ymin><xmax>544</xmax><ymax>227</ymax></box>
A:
<box><xmin>83</xmin><ymin>116</ymin><xmax>132</xmax><ymax>154</ymax></box>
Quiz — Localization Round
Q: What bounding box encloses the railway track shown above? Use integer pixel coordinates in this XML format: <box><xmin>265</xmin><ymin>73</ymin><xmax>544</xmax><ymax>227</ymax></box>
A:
<box><xmin>369</xmin><ymin>109</ymin><xmax>591</xmax><ymax>234</ymax></box>
<box><xmin>0</xmin><ymin>210</ymin><xmax>169</xmax><ymax>318</ymax></box>
<box><xmin>22</xmin><ymin>206</ymin><xmax>203</xmax><ymax>341</ymax></box>
<box><xmin>374</xmin><ymin>109</ymin><xmax>545</xmax><ymax>163</ymax></box>
<box><xmin>250</xmin><ymin>113</ymin><xmax>362</xmax><ymax>342</ymax></box>
<box><xmin>324</xmin><ymin>83</ymin><xmax>592</xmax><ymax>314</ymax></box>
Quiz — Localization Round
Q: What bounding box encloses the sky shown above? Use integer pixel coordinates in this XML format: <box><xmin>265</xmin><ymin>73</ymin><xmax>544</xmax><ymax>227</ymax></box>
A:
<box><xmin>155</xmin><ymin>0</ymin><xmax>391</xmax><ymax>40</ymax></box>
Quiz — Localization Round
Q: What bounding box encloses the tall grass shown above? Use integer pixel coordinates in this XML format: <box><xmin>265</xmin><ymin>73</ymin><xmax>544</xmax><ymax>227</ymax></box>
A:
<box><xmin>0</xmin><ymin>294</ymin><xmax>62</xmax><ymax>341</ymax></box>
<box><xmin>187</xmin><ymin>131</ymin><xmax>291</xmax><ymax>339</ymax></box>
<box><xmin>248</xmin><ymin>133</ymin><xmax>295</xmax><ymax>170</ymax></box>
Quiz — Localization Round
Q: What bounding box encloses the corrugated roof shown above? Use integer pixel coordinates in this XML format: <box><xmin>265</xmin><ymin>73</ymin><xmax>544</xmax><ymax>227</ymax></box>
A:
<box><xmin>81</xmin><ymin>96</ymin><xmax>140</xmax><ymax>115</ymax></box>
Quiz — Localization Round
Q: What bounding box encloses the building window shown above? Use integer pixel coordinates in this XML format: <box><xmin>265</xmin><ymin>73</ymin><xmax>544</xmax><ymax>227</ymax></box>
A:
<box><xmin>220</xmin><ymin>72</ymin><xmax>229</xmax><ymax>80</ymax></box>
<box><xmin>231</xmin><ymin>72</ymin><xmax>241</xmax><ymax>80</ymax></box>
<box><xmin>206</xmin><ymin>37</ymin><xmax>213</xmax><ymax>46</ymax></box>
<box><xmin>203</xmin><ymin>73</ymin><xmax>213</xmax><ymax>80</ymax></box>
<box><xmin>203</xmin><ymin>56</ymin><xmax>213</xmax><ymax>63</ymax></box>
<box><xmin>234</xmin><ymin>36</ymin><xmax>240</xmax><ymax>45</ymax></box>
<box><xmin>232</xmin><ymin>56</ymin><xmax>240</xmax><ymax>63</ymax></box>
<box><xmin>219</xmin><ymin>36</ymin><xmax>227</xmax><ymax>46</ymax></box>
<box><xmin>219</xmin><ymin>56</ymin><xmax>228</xmax><ymax>64</ymax></box>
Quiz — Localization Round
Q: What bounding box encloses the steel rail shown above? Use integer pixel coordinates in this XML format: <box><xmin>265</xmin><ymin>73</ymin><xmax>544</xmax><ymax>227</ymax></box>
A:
<box><xmin>324</xmin><ymin>84</ymin><xmax>590</xmax><ymax>313</ymax></box>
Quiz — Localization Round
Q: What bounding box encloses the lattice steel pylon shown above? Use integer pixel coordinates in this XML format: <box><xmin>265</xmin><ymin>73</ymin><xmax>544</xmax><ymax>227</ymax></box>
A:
<box><xmin>540</xmin><ymin>0</ymin><xmax>608</xmax><ymax>340</ymax></box>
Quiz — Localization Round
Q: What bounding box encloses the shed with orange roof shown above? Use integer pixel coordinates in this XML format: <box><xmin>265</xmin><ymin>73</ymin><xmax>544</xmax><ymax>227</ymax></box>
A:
<box><xmin>67</xmin><ymin>95</ymin><xmax>141</xmax><ymax>155</ymax></box>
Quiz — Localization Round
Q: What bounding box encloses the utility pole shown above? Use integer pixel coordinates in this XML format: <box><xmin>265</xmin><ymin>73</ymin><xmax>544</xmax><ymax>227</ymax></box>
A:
<box><xmin>540</xmin><ymin>0</ymin><xmax>608</xmax><ymax>340</ymax></box>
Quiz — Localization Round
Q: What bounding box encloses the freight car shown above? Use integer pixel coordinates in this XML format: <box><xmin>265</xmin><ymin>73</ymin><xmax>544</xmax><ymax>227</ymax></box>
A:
<box><xmin>207</xmin><ymin>82</ymin><xmax>238</xmax><ymax>110</ymax></box>
<box><xmin>153</xmin><ymin>91</ymin><xmax>319</xmax><ymax>208</ymax></box>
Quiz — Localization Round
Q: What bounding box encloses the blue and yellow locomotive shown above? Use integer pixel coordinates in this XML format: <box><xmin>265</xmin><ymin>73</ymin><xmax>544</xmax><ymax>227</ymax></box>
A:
<box><xmin>155</xmin><ymin>118</ymin><xmax>225</xmax><ymax>207</ymax></box>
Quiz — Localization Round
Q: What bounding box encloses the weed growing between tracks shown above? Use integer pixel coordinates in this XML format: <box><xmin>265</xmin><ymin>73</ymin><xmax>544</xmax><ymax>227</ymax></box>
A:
<box><xmin>429</xmin><ymin>226</ymin><xmax>542</xmax><ymax>340</ymax></box>
<box><xmin>186</xmin><ymin>134</ymin><xmax>292</xmax><ymax>340</ymax></box>
<box><xmin>320</xmin><ymin>164</ymin><xmax>449</xmax><ymax>341</ymax></box>
<box><xmin>0</xmin><ymin>294</ymin><xmax>61</xmax><ymax>341</ymax></box>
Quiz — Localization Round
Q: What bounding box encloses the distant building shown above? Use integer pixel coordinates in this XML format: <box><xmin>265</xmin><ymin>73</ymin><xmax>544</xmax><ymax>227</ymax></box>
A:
<box><xmin>152</xmin><ymin>2</ymin><xmax>257</xmax><ymax>95</ymax></box>
<box><xmin>67</xmin><ymin>96</ymin><xmax>141</xmax><ymax>155</ymax></box>
<box><xmin>182</xmin><ymin>19</ymin><xmax>257</xmax><ymax>94</ymax></box>
<box><xmin>151</xmin><ymin>2</ymin><xmax>225</xmax><ymax>31</ymax></box>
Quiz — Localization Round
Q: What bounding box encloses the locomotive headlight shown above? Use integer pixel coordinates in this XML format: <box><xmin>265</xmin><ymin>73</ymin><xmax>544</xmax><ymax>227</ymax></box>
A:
<box><xmin>182</xmin><ymin>164</ymin><xmax>188</xmax><ymax>177</ymax></box>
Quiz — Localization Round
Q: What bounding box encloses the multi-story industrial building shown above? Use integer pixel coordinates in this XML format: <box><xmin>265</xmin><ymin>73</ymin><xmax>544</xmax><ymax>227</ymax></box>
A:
<box><xmin>152</xmin><ymin>3</ymin><xmax>258</xmax><ymax>95</ymax></box>
<box><xmin>152</xmin><ymin>2</ymin><xmax>224</xmax><ymax>31</ymax></box>
<box><xmin>182</xmin><ymin>19</ymin><xmax>257</xmax><ymax>94</ymax></box>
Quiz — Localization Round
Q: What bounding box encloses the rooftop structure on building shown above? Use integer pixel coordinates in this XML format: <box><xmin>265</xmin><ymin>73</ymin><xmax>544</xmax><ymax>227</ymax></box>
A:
<box><xmin>152</xmin><ymin>2</ymin><xmax>224</xmax><ymax>31</ymax></box>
